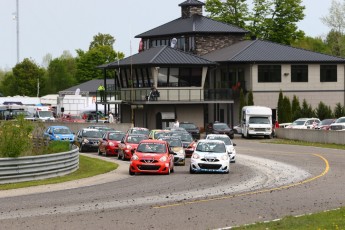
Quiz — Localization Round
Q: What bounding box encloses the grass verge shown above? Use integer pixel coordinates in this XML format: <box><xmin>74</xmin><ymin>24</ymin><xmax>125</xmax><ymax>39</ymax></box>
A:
<box><xmin>232</xmin><ymin>138</ymin><xmax>345</xmax><ymax>229</ymax></box>
<box><xmin>0</xmin><ymin>155</ymin><xmax>118</xmax><ymax>190</ymax></box>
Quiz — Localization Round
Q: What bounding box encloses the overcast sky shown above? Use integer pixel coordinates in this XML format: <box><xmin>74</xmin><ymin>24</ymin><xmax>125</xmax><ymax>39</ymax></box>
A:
<box><xmin>0</xmin><ymin>0</ymin><xmax>332</xmax><ymax>70</ymax></box>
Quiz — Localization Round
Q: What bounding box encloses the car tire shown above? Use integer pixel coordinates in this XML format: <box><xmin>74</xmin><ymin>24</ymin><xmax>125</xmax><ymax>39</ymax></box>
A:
<box><xmin>189</xmin><ymin>165</ymin><xmax>195</xmax><ymax>174</ymax></box>
<box><xmin>118</xmin><ymin>152</ymin><xmax>122</xmax><ymax>160</ymax></box>
<box><xmin>129</xmin><ymin>169</ymin><xmax>135</xmax><ymax>176</ymax></box>
<box><xmin>171</xmin><ymin>166</ymin><xmax>174</xmax><ymax>173</ymax></box>
<box><xmin>230</xmin><ymin>134</ymin><xmax>234</xmax><ymax>139</ymax></box>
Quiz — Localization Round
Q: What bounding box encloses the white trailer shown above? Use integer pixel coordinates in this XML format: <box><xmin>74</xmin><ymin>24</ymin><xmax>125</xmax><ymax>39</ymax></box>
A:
<box><xmin>241</xmin><ymin>106</ymin><xmax>272</xmax><ymax>139</ymax></box>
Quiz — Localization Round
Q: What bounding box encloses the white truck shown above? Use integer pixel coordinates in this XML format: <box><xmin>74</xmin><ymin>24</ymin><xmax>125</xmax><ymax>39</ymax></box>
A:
<box><xmin>241</xmin><ymin>106</ymin><xmax>272</xmax><ymax>139</ymax></box>
<box><xmin>26</xmin><ymin>105</ymin><xmax>55</xmax><ymax>122</ymax></box>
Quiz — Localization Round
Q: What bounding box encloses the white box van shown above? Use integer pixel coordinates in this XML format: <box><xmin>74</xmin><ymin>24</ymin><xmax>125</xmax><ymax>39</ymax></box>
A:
<box><xmin>241</xmin><ymin>106</ymin><xmax>272</xmax><ymax>139</ymax></box>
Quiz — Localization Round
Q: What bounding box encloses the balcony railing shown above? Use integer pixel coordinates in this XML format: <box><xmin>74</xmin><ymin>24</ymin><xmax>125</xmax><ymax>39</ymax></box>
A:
<box><xmin>96</xmin><ymin>88</ymin><xmax>236</xmax><ymax>103</ymax></box>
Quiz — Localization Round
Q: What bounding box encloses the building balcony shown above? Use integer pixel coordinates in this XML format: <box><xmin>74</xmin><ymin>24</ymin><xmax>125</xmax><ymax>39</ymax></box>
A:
<box><xmin>96</xmin><ymin>88</ymin><xmax>235</xmax><ymax>104</ymax></box>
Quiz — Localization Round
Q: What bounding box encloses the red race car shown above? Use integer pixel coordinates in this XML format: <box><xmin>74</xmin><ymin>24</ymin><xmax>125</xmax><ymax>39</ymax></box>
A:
<box><xmin>118</xmin><ymin>134</ymin><xmax>148</xmax><ymax>160</ymax></box>
<box><xmin>98</xmin><ymin>131</ymin><xmax>126</xmax><ymax>156</ymax></box>
<box><xmin>129</xmin><ymin>139</ymin><xmax>174</xmax><ymax>175</ymax></box>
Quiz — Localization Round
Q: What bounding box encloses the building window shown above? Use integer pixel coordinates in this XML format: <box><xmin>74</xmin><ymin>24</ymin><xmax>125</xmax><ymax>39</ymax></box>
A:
<box><xmin>179</xmin><ymin>68</ymin><xmax>202</xmax><ymax>87</ymax></box>
<box><xmin>258</xmin><ymin>65</ymin><xmax>281</xmax><ymax>82</ymax></box>
<box><xmin>320</xmin><ymin>65</ymin><xmax>337</xmax><ymax>82</ymax></box>
<box><xmin>291</xmin><ymin>65</ymin><xmax>308</xmax><ymax>82</ymax></box>
<box><xmin>169</xmin><ymin>68</ymin><xmax>179</xmax><ymax>87</ymax></box>
<box><xmin>157</xmin><ymin>68</ymin><xmax>168</xmax><ymax>87</ymax></box>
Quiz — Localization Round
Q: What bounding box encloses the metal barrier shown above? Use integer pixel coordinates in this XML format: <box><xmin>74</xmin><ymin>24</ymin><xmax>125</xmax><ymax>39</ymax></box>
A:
<box><xmin>0</xmin><ymin>147</ymin><xmax>79</xmax><ymax>184</ymax></box>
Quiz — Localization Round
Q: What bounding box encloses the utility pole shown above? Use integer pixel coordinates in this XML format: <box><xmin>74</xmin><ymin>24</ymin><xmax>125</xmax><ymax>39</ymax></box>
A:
<box><xmin>13</xmin><ymin>0</ymin><xmax>20</xmax><ymax>63</ymax></box>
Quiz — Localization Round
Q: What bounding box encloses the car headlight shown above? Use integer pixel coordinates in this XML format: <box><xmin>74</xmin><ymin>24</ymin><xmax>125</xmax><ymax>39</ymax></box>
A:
<box><xmin>108</xmin><ymin>142</ymin><xmax>115</xmax><ymax>146</ymax></box>
<box><xmin>266</xmin><ymin>128</ymin><xmax>271</xmax><ymax>131</ymax></box>
<box><xmin>249</xmin><ymin>127</ymin><xmax>254</xmax><ymax>130</ymax></box>
<box><xmin>83</xmin><ymin>139</ymin><xmax>89</xmax><ymax>143</ymax></box>
<box><xmin>159</xmin><ymin>156</ymin><xmax>167</xmax><ymax>162</ymax></box>
<box><xmin>55</xmin><ymin>135</ymin><xmax>60</xmax><ymax>140</ymax></box>
<box><xmin>177</xmin><ymin>149</ymin><xmax>184</xmax><ymax>156</ymax></box>
<box><xmin>221</xmin><ymin>154</ymin><xmax>229</xmax><ymax>161</ymax></box>
<box><xmin>192</xmin><ymin>153</ymin><xmax>200</xmax><ymax>159</ymax></box>
<box><xmin>127</xmin><ymin>145</ymin><xmax>132</xmax><ymax>149</ymax></box>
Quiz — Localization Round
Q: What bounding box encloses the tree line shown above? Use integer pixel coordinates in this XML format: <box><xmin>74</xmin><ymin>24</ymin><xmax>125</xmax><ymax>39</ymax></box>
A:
<box><xmin>0</xmin><ymin>33</ymin><xmax>124</xmax><ymax>97</ymax></box>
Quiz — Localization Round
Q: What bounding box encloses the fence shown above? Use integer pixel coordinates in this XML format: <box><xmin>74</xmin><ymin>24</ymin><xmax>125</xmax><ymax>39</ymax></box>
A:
<box><xmin>0</xmin><ymin>147</ymin><xmax>79</xmax><ymax>184</ymax></box>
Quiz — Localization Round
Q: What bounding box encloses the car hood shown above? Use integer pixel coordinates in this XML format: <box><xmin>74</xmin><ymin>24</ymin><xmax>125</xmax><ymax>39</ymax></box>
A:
<box><xmin>171</xmin><ymin>146</ymin><xmax>184</xmax><ymax>153</ymax></box>
<box><xmin>134</xmin><ymin>152</ymin><xmax>165</xmax><ymax>160</ymax></box>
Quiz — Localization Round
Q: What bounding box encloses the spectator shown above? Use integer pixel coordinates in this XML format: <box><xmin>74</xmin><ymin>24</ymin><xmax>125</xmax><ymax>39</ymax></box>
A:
<box><xmin>98</xmin><ymin>84</ymin><xmax>105</xmax><ymax>102</ymax></box>
<box><xmin>108</xmin><ymin>112</ymin><xmax>114</xmax><ymax>123</ymax></box>
<box><xmin>173</xmin><ymin>119</ymin><xmax>179</xmax><ymax>128</ymax></box>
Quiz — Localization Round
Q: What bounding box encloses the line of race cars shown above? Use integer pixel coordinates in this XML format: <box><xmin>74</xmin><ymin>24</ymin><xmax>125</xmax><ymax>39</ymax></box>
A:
<box><xmin>43</xmin><ymin>125</ymin><xmax>237</xmax><ymax>175</ymax></box>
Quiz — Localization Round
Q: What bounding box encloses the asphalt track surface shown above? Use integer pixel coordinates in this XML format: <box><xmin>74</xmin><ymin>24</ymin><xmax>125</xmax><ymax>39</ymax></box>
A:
<box><xmin>0</xmin><ymin>137</ymin><xmax>344</xmax><ymax>229</ymax></box>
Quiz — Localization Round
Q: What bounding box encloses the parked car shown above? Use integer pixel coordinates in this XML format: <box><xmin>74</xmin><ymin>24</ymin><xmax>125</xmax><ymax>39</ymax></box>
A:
<box><xmin>190</xmin><ymin>139</ymin><xmax>230</xmax><ymax>174</ymax></box>
<box><xmin>159</xmin><ymin>136</ymin><xmax>186</xmax><ymax>166</ymax></box>
<box><xmin>315</xmin><ymin>119</ymin><xmax>336</xmax><ymax>130</ymax></box>
<box><xmin>98</xmin><ymin>131</ymin><xmax>126</xmax><ymax>156</ymax></box>
<box><xmin>329</xmin><ymin>117</ymin><xmax>345</xmax><ymax>131</ymax></box>
<box><xmin>43</xmin><ymin>125</ymin><xmax>75</xmax><ymax>143</ymax></box>
<box><xmin>129</xmin><ymin>139</ymin><xmax>174</xmax><ymax>175</ymax></box>
<box><xmin>206</xmin><ymin>122</ymin><xmax>234</xmax><ymax>139</ymax></box>
<box><xmin>127</xmin><ymin>127</ymin><xmax>150</xmax><ymax>136</ymax></box>
<box><xmin>179</xmin><ymin>122</ymin><xmax>200</xmax><ymax>139</ymax></box>
<box><xmin>118</xmin><ymin>134</ymin><xmax>148</xmax><ymax>160</ymax></box>
<box><xmin>206</xmin><ymin>134</ymin><xmax>236</xmax><ymax>163</ymax></box>
<box><xmin>279</xmin><ymin>123</ymin><xmax>292</xmax><ymax>128</ymax></box>
<box><xmin>286</xmin><ymin>118</ymin><xmax>321</xmax><ymax>129</ymax></box>
<box><xmin>75</xmin><ymin>128</ymin><xmax>103</xmax><ymax>152</ymax></box>
<box><xmin>87</xmin><ymin>125</ymin><xmax>115</xmax><ymax>135</ymax></box>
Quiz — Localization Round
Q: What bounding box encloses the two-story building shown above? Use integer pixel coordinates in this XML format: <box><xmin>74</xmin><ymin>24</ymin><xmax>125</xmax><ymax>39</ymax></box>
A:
<box><xmin>93</xmin><ymin>0</ymin><xmax>345</xmax><ymax>130</ymax></box>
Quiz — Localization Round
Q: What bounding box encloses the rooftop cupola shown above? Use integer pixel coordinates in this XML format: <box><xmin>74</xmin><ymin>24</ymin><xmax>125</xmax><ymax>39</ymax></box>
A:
<box><xmin>178</xmin><ymin>0</ymin><xmax>205</xmax><ymax>18</ymax></box>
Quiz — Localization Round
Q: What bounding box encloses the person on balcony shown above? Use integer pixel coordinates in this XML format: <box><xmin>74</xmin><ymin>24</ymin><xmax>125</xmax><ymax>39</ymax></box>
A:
<box><xmin>98</xmin><ymin>84</ymin><xmax>105</xmax><ymax>102</ymax></box>
<box><xmin>148</xmin><ymin>87</ymin><xmax>160</xmax><ymax>101</ymax></box>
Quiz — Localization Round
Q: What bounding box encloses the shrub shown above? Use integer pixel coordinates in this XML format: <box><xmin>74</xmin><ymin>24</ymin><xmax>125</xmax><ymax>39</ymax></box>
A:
<box><xmin>0</xmin><ymin>116</ymin><xmax>34</xmax><ymax>158</ymax></box>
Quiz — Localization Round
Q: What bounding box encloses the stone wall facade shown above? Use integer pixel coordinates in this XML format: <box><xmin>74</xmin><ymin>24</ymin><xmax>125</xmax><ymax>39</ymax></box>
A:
<box><xmin>181</xmin><ymin>6</ymin><xmax>203</xmax><ymax>18</ymax></box>
<box><xmin>194</xmin><ymin>34</ymin><xmax>245</xmax><ymax>56</ymax></box>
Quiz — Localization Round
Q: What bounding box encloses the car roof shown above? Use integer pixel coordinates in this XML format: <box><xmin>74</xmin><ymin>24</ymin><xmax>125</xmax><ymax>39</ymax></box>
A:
<box><xmin>49</xmin><ymin>126</ymin><xmax>70</xmax><ymax>129</ymax></box>
<box><xmin>198</xmin><ymin>139</ymin><xmax>225</xmax><ymax>144</ymax></box>
<box><xmin>139</xmin><ymin>139</ymin><xmax>166</xmax><ymax>144</ymax></box>
<box><xmin>206</xmin><ymin>134</ymin><xmax>230</xmax><ymax>138</ymax></box>
<box><xmin>82</xmin><ymin>128</ymin><xmax>100</xmax><ymax>131</ymax></box>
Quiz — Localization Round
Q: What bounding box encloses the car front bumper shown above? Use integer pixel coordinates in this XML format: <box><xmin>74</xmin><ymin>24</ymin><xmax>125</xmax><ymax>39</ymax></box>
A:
<box><xmin>190</xmin><ymin>159</ymin><xmax>229</xmax><ymax>173</ymax></box>
<box><xmin>130</xmin><ymin>161</ymin><xmax>171</xmax><ymax>174</ymax></box>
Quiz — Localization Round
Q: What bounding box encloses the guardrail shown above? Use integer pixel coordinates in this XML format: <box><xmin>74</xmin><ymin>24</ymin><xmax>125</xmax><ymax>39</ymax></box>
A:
<box><xmin>0</xmin><ymin>147</ymin><xmax>79</xmax><ymax>184</ymax></box>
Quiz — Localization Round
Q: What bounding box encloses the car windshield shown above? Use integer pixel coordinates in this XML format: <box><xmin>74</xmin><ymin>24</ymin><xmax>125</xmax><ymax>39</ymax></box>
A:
<box><xmin>154</xmin><ymin>131</ymin><xmax>168</xmax><ymax>139</ymax></box>
<box><xmin>137</xmin><ymin>143</ymin><xmax>166</xmax><ymax>153</ymax></box>
<box><xmin>320</xmin><ymin>119</ymin><xmax>334</xmax><ymax>125</ymax></box>
<box><xmin>207</xmin><ymin>136</ymin><xmax>232</xmax><ymax>145</ymax></box>
<box><xmin>213</xmin><ymin>123</ymin><xmax>229</xmax><ymax>129</ymax></box>
<box><xmin>196</xmin><ymin>142</ymin><xmax>226</xmax><ymax>153</ymax></box>
<box><xmin>131</xmin><ymin>129</ymin><xmax>149</xmax><ymax>135</ymax></box>
<box><xmin>127</xmin><ymin>135</ymin><xmax>146</xmax><ymax>143</ymax></box>
<box><xmin>108</xmin><ymin>133</ymin><xmax>125</xmax><ymax>141</ymax></box>
<box><xmin>55</xmin><ymin>128</ymin><xmax>72</xmax><ymax>134</ymax></box>
<box><xmin>83</xmin><ymin>130</ymin><xmax>102</xmax><ymax>138</ymax></box>
<box><xmin>39</xmin><ymin>111</ymin><xmax>53</xmax><ymax>117</ymax></box>
<box><xmin>171</xmin><ymin>133</ymin><xmax>193</xmax><ymax>142</ymax></box>
<box><xmin>335</xmin><ymin>118</ymin><xmax>345</xmax><ymax>123</ymax></box>
<box><xmin>292</xmin><ymin>120</ymin><xmax>306</xmax><ymax>125</ymax></box>
<box><xmin>180</xmin><ymin>123</ymin><xmax>197</xmax><ymax>129</ymax></box>
<box><xmin>249</xmin><ymin>117</ymin><xmax>270</xmax><ymax>124</ymax></box>
<box><xmin>165</xmin><ymin>139</ymin><xmax>182</xmax><ymax>147</ymax></box>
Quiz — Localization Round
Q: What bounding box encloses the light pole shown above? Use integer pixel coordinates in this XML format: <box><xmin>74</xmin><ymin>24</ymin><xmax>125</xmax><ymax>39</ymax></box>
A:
<box><xmin>12</xmin><ymin>0</ymin><xmax>20</xmax><ymax>64</ymax></box>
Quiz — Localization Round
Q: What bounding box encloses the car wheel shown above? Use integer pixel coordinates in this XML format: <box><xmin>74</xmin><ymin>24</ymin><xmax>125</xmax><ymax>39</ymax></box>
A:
<box><xmin>167</xmin><ymin>167</ymin><xmax>171</xmax><ymax>175</ymax></box>
<box><xmin>118</xmin><ymin>152</ymin><xmax>122</xmax><ymax>160</ymax></box>
<box><xmin>230</xmin><ymin>134</ymin><xmax>234</xmax><ymax>139</ymax></box>
<box><xmin>189</xmin><ymin>165</ymin><xmax>195</xmax><ymax>174</ymax></box>
<box><xmin>171</xmin><ymin>166</ymin><xmax>174</xmax><ymax>173</ymax></box>
<box><xmin>231</xmin><ymin>160</ymin><xmax>236</xmax><ymax>163</ymax></box>
<box><xmin>225</xmin><ymin>170</ymin><xmax>230</xmax><ymax>174</ymax></box>
<box><xmin>129</xmin><ymin>168</ymin><xmax>135</xmax><ymax>176</ymax></box>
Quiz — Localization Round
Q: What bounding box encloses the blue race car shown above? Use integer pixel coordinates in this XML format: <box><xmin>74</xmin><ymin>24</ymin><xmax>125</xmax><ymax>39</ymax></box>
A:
<box><xmin>43</xmin><ymin>125</ymin><xmax>75</xmax><ymax>143</ymax></box>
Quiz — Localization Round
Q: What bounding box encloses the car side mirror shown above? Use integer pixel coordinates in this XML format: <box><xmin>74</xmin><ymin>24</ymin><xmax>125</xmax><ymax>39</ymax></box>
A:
<box><xmin>131</xmin><ymin>148</ymin><xmax>136</xmax><ymax>153</ymax></box>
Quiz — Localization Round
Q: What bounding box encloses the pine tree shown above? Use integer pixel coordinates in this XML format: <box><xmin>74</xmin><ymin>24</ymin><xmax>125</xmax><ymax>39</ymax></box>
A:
<box><xmin>247</xmin><ymin>90</ymin><xmax>254</xmax><ymax>105</ymax></box>
<box><xmin>277</xmin><ymin>90</ymin><xmax>284</xmax><ymax>122</ymax></box>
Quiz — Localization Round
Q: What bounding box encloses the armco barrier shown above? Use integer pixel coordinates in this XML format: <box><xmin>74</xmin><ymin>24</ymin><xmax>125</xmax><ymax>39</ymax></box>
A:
<box><xmin>276</xmin><ymin>128</ymin><xmax>345</xmax><ymax>145</ymax></box>
<box><xmin>0</xmin><ymin>147</ymin><xmax>79</xmax><ymax>184</ymax></box>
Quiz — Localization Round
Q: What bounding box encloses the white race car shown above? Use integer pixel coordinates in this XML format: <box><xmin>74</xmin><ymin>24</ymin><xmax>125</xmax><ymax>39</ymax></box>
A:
<box><xmin>190</xmin><ymin>139</ymin><xmax>230</xmax><ymax>174</ymax></box>
<box><xmin>205</xmin><ymin>134</ymin><xmax>236</xmax><ymax>163</ymax></box>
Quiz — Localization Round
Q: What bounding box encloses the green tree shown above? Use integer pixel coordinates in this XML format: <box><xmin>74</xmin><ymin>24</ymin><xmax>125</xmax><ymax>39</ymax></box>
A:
<box><xmin>334</xmin><ymin>102</ymin><xmax>345</xmax><ymax>118</ymax></box>
<box><xmin>239</xmin><ymin>88</ymin><xmax>246</xmax><ymax>121</ymax></box>
<box><xmin>324</xmin><ymin>30</ymin><xmax>345</xmax><ymax>57</ymax></box>
<box><xmin>315</xmin><ymin>101</ymin><xmax>333</xmax><ymax>120</ymax></box>
<box><xmin>75</xmin><ymin>33</ymin><xmax>124</xmax><ymax>83</ymax></box>
<box><xmin>247</xmin><ymin>90</ymin><xmax>254</xmax><ymax>105</ymax></box>
<box><xmin>300</xmin><ymin>99</ymin><xmax>315</xmax><ymax>118</ymax></box>
<box><xmin>42</xmin><ymin>54</ymin><xmax>77</xmax><ymax>95</ymax></box>
<box><xmin>282</xmin><ymin>96</ymin><xmax>292</xmax><ymax>123</ymax></box>
<box><xmin>291</xmin><ymin>36</ymin><xmax>331</xmax><ymax>54</ymax></box>
<box><xmin>0</xmin><ymin>71</ymin><xmax>16</xmax><ymax>96</ymax></box>
<box><xmin>11</xmin><ymin>58</ymin><xmax>45</xmax><ymax>96</ymax></box>
<box><xmin>291</xmin><ymin>95</ymin><xmax>301</xmax><ymax>121</ymax></box>
<box><xmin>205</xmin><ymin>0</ymin><xmax>248</xmax><ymax>28</ymax></box>
<box><xmin>321</xmin><ymin>0</ymin><xmax>345</xmax><ymax>34</ymax></box>
<box><xmin>277</xmin><ymin>90</ymin><xmax>284</xmax><ymax>123</ymax></box>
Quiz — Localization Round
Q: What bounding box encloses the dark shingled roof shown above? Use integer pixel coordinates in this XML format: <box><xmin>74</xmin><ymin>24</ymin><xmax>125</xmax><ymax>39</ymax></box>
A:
<box><xmin>101</xmin><ymin>45</ymin><xmax>216</xmax><ymax>69</ymax></box>
<box><xmin>63</xmin><ymin>79</ymin><xmax>113</xmax><ymax>92</ymax></box>
<box><xmin>135</xmin><ymin>14</ymin><xmax>248</xmax><ymax>38</ymax></box>
<box><xmin>179</xmin><ymin>0</ymin><xmax>205</xmax><ymax>6</ymax></box>
<box><xmin>203</xmin><ymin>39</ymin><xmax>345</xmax><ymax>63</ymax></box>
